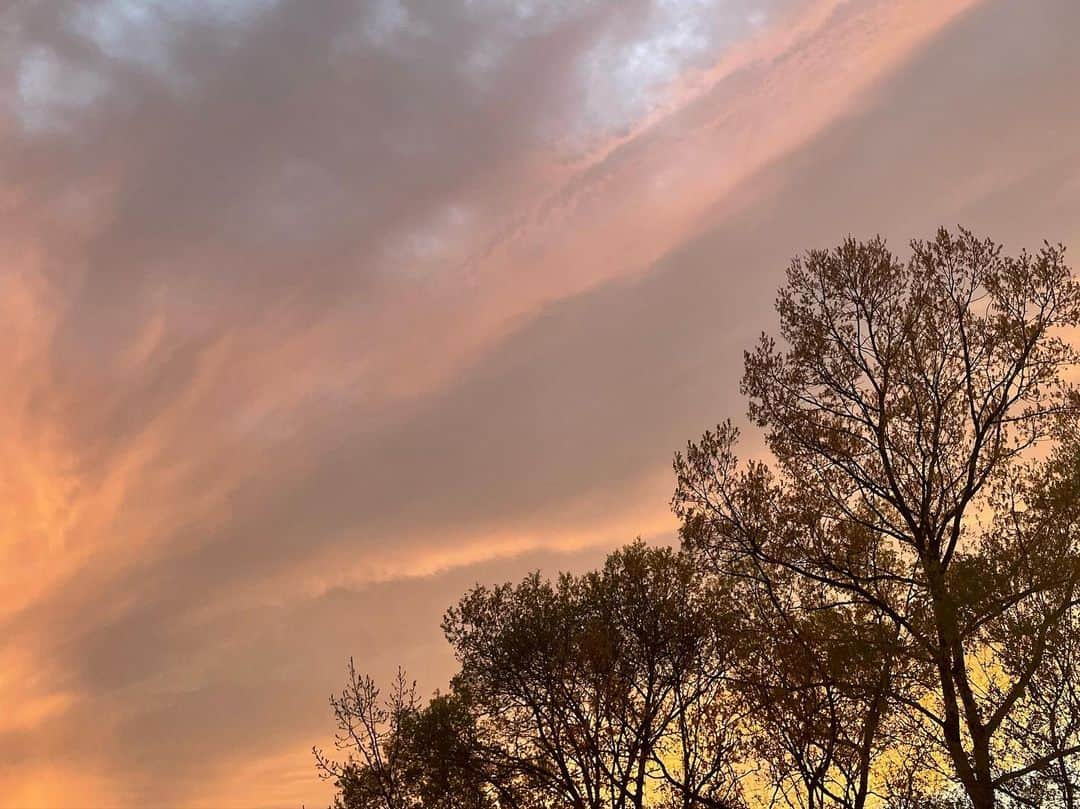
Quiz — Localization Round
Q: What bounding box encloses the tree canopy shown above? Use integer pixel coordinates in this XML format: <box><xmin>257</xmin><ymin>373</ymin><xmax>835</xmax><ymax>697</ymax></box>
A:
<box><xmin>317</xmin><ymin>229</ymin><xmax>1080</xmax><ymax>809</ymax></box>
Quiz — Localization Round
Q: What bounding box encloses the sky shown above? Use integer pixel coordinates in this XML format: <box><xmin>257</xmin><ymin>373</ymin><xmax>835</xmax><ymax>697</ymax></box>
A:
<box><xmin>1</xmin><ymin>0</ymin><xmax>1079</xmax><ymax>806</ymax></box>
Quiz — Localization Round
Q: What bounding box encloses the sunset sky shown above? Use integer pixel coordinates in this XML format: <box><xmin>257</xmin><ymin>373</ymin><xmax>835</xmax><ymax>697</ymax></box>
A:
<box><xmin>2</xmin><ymin>1</ymin><xmax>1080</xmax><ymax>806</ymax></box>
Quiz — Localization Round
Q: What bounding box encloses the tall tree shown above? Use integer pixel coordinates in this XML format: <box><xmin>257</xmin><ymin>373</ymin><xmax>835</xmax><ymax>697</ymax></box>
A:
<box><xmin>443</xmin><ymin>542</ymin><xmax>747</xmax><ymax>809</ymax></box>
<box><xmin>674</xmin><ymin>229</ymin><xmax>1080</xmax><ymax>809</ymax></box>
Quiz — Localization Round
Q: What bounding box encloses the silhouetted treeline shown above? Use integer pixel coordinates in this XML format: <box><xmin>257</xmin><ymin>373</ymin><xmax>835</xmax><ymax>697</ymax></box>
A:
<box><xmin>316</xmin><ymin>229</ymin><xmax>1080</xmax><ymax>809</ymax></box>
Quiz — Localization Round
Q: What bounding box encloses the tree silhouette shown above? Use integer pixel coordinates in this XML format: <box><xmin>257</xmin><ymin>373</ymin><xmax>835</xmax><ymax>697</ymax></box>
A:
<box><xmin>319</xmin><ymin>228</ymin><xmax>1080</xmax><ymax>809</ymax></box>
<box><xmin>675</xmin><ymin>228</ymin><xmax>1080</xmax><ymax>808</ymax></box>
<box><xmin>444</xmin><ymin>542</ymin><xmax>747</xmax><ymax>809</ymax></box>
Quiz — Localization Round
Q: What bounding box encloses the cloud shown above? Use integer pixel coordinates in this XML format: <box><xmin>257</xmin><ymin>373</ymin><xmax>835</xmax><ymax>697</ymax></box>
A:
<box><xmin>5</xmin><ymin>0</ymin><xmax>1080</xmax><ymax>806</ymax></box>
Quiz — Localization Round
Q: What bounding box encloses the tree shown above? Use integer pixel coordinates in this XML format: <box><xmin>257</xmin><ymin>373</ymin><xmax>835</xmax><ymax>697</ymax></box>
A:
<box><xmin>314</xmin><ymin>662</ymin><xmax>422</xmax><ymax>809</ymax></box>
<box><xmin>315</xmin><ymin>662</ymin><xmax>505</xmax><ymax>809</ymax></box>
<box><xmin>442</xmin><ymin>542</ymin><xmax>748</xmax><ymax>809</ymax></box>
<box><xmin>674</xmin><ymin>228</ymin><xmax>1080</xmax><ymax>808</ymax></box>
